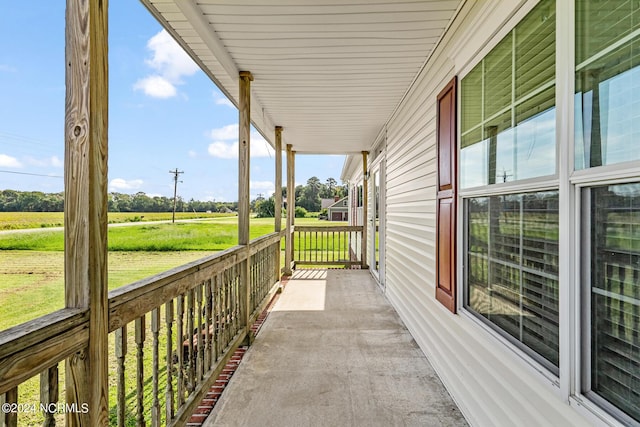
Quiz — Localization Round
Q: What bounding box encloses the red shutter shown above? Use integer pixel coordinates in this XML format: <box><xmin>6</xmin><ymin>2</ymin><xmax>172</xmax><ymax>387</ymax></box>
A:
<box><xmin>436</xmin><ymin>77</ymin><xmax>457</xmax><ymax>313</ymax></box>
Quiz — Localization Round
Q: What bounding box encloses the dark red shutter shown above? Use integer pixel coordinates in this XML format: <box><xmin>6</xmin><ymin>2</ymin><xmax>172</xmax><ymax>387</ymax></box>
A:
<box><xmin>436</xmin><ymin>77</ymin><xmax>457</xmax><ymax>313</ymax></box>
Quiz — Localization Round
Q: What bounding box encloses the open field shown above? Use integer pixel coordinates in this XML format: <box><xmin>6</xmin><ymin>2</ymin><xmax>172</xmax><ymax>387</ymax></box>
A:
<box><xmin>0</xmin><ymin>216</ymin><xmax>346</xmax><ymax>425</ymax></box>
<box><xmin>0</xmin><ymin>217</ymin><xmax>341</xmax><ymax>328</ymax></box>
<box><xmin>0</xmin><ymin>211</ymin><xmax>235</xmax><ymax>230</ymax></box>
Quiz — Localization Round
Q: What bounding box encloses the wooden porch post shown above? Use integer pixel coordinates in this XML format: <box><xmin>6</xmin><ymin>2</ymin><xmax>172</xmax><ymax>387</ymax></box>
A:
<box><xmin>238</xmin><ymin>71</ymin><xmax>253</xmax><ymax>340</ymax></box>
<box><xmin>274</xmin><ymin>127</ymin><xmax>283</xmax><ymax>280</ymax></box>
<box><xmin>361</xmin><ymin>151</ymin><xmax>369</xmax><ymax>269</ymax></box>
<box><xmin>284</xmin><ymin>144</ymin><xmax>294</xmax><ymax>275</ymax></box>
<box><xmin>64</xmin><ymin>0</ymin><xmax>109</xmax><ymax>425</ymax></box>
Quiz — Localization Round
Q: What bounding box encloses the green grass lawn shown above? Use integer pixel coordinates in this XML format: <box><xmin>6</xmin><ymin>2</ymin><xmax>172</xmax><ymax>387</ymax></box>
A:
<box><xmin>0</xmin><ymin>215</ymin><xmax>343</xmax><ymax>426</ymax></box>
<box><xmin>0</xmin><ymin>211</ymin><xmax>235</xmax><ymax>230</ymax></box>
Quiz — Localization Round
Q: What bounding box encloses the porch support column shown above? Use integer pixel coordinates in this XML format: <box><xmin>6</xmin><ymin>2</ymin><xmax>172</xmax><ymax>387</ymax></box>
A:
<box><xmin>274</xmin><ymin>127</ymin><xmax>283</xmax><ymax>279</ymax></box>
<box><xmin>361</xmin><ymin>151</ymin><xmax>369</xmax><ymax>269</ymax></box>
<box><xmin>238</xmin><ymin>71</ymin><xmax>253</xmax><ymax>247</ymax></box>
<box><xmin>64</xmin><ymin>0</ymin><xmax>109</xmax><ymax>425</ymax></box>
<box><xmin>284</xmin><ymin>144</ymin><xmax>294</xmax><ymax>275</ymax></box>
<box><xmin>238</xmin><ymin>71</ymin><xmax>253</xmax><ymax>342</ymax></box>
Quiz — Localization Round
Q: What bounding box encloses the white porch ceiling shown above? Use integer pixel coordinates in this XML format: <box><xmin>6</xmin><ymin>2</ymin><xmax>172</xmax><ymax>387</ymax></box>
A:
<box><xmin>141</xmin><ymin>0</ymin><xmax>463</xmax><ymax>154</ymax></box>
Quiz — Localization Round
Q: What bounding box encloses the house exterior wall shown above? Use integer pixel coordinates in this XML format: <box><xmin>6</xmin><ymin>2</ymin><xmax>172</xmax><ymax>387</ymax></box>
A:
<box><xmin>345</xmin><ymin>0</ymin><xmax>626</xmax><ymax>425</ymax></box>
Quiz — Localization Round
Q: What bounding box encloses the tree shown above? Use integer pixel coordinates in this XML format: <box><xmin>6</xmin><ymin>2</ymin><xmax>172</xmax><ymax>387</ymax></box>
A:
<box><xmin>297</xmin><ymin>176</ymin><xmax>322</xmax><ymax>212</ymax></box>
<box><xmin>255</xmin><ymin>197</ymin><xmax>275</xmax><ymax>218</ymax></box>
<box><xmin>320</xmin><ymin>177</ymin><xmax>337</xmax><ymax>198</ymax></box>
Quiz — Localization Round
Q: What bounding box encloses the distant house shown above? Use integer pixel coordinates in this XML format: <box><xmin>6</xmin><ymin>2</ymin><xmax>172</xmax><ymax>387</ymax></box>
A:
<box><xmin>327</xmin><ymin>197</ymin><xmax>348</xmax><ymax>221</ymax></box>
<box><xmin>320</xmin><ymin>198</ymin><xmax>336</xmax><ymax>210</ymax></box>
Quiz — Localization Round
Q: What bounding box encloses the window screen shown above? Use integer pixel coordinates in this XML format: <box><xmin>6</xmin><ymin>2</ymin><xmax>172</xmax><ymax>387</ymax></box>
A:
<box><xmin>466</xmin><ymin>191</ymin><xmax>559</xmax><ymax>370</ymax></box>
<box><xmin>585</xmin><ymin>183</ymin><xmax>640</xmax><ymax>423</ymax></box>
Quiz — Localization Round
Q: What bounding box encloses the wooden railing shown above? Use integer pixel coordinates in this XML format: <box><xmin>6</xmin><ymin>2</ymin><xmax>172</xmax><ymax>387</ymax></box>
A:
<box><xmin>0</xmin><ymin>231</ymin><xmax>283</xmax><ymax>427</ymax></box>
<box><xmin>291</xmin><ymin>225</ymin><xmax>363</xmax><ymax>269</ymax></box>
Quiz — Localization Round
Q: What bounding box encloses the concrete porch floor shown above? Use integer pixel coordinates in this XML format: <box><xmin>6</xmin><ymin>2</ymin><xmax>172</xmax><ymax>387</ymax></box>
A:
<box><xmin>203</xmin><ymin>269</ymin><xmax>467</xmax><ymax>427</ymax></box>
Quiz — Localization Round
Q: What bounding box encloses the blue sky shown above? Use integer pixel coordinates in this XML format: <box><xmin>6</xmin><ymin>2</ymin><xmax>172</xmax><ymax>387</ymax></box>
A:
<box><xmin>0</xmin><ymin>2</ymin><xmax>344</xmax><ymax>202</ymax></box>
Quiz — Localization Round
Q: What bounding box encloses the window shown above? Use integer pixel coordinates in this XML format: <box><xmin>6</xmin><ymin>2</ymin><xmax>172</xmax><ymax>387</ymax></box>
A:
<box><xmin>461</xmin><ymin>0</ymin><xmax>559</xmax><ymax>370</ymax></box>
<box><xmin>466</xmin><ymin>191</ymin><xmax>559</xmax><ymax>370</ymax></box>
<box><xmin>460</xmin><ymin>0</ymin><xmax>556</xmax><ymax>189</ymax></box>
<box><xmin>582</xmin><ymin>183</ymin><xmax>640</xmax><ymax>424</ymax></box>
<box><xmin>575</xmin><ymin>2</ymin><xmax>640</xmax><ymax>423</ymax></box>
<box><xmin>575</xmin><ymin>1</ymin><xmax>640</xmax><ymax>169</ymax></box>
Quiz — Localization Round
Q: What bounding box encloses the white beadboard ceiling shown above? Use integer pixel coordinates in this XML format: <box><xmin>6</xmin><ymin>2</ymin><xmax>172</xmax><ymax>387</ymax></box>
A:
<box><xmin>141</xmin><ymin>0</ymin><xmax>463</xmax><ymax>154</ymax></box>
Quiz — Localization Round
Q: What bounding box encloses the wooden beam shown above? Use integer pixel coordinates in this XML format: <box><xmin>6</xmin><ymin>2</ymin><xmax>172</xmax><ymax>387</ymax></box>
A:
<box><xmin>362</xmin><ymin>151</ymin><xmax>369</xmax><ymax>269</ymax></box>
<box><xmin>274</xmin><ymin>127</ymin><xmax>283</xmax><ymax>280</ymax></box>
<box><xmin>238</xmin><ymin>71</ymin><xmax>253</xmax><ymax>342</ymax></box>
<box><xmin>274</xmin><ymin>127</ymin><xmax>283</xmax><ymax>233</ymax></box>
<box><xmin>284</xmin><ymin>144</ymin><xmax>294</xmax><ymax>275</ymax></box>
<box><xmin>238</xmin><ymin>71</ymin><xmax>253</xmax><ymax>246</ymax></box>
<box><xmin>64</xmin><ymin>0</ymin><xmax>109</xmax><ymax>425</ymax></box>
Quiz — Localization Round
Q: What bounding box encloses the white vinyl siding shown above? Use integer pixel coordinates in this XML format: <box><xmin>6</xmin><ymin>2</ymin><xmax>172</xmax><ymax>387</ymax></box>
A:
<box><xmin>348</xmin><ymin>0</ymin><xmax>592</xmax><ymax>425</ymax></box>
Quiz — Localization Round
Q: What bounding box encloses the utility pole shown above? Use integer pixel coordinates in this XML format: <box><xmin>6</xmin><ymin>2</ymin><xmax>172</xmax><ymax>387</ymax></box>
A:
<box><xmin>170</xmin><ymin>168</ymin><xmax>184</xmax><ymax>223</ymax></box>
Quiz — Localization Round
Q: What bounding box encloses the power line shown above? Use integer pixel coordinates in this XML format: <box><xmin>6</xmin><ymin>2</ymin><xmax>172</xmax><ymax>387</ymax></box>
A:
<box><xmin>0</xmin><ymin>169</ymin><xmax>63</xmax><ymax>178</ymax></box>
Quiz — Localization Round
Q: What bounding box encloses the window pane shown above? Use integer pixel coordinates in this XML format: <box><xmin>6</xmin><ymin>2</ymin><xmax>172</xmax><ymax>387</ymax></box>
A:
<box><xmin>484</xmin><ymin>36</ymin><xmax>513</xmax><ymax>119</ymax></box>
<box><xmin>461</xmin><ymin>66</ymin><xmax>482</xmax><ymax>133</ymax></box>
<box><xmin>513</xmin><ymin>88</ymin><xmax>556</xmax><ymax>180</ymax></box>
<box><xmin>466</xmin><ymin>191</ymin><xmax>559</xmax><ymax>369</ymax></box>
<box><xmin>515</xmin><ymin>0</ymin><xmax>555</xmax><ymax>99</ymax></box>
<box><xmin>575</xmin><ymin>1</ymin><xmax>640</xmax><ymax>169</ymax></box>
<box><xmin>460</xmin><ymin>128</ymin><xmax>487</xmax><ymax>189</ymax></box>
<box><xmin>589</xmin><ymin>183</ymin><xmax>640</xmax><ymax>423</ymax></box>
<box><xmin>576</xmin><ymin>1</ymin><xmax>640</xmax><ymax>65</ymax></box>
<box><xmin>460</xmin><ymin>0</ymin><xmax>555</xmax><ymax>186</ymax></box>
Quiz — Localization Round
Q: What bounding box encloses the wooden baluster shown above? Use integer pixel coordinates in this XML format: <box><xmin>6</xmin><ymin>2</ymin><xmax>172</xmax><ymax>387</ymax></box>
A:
<box><xmin>165</xmin><ymin>300</ymin><xmax>175</xmax><ymax>422</ymax></box>
<box><xmin>230</xmin><ymin>265</ymin><xmax>236</xmax><ymax>338</ymax></box>
<box><xmin>176</xmin><ymin>295</ymin><xmax>185</xmax><ymax>406</ymax></box>
<box><xmin>205</xmin><ymin>279</ymin><xmax>212</xmax><ymax>372</ymax></box>
<box><xmin>2</xmin><ymin>387</ymin><xmax>17</xmax><ymax>427</ymax></box>
<box><xmin>151</xmin><ymin>308</ymin><xmax>160</xmax><ymax>427</ymax></box>
<box><xmin>196</xmin><ymin>284</ymin><xmax>204</xmax><ymax>382</ymax></box>
<box><xmin>332</xmin><ymin>231</ymin><xmax>335</xmax><ymax>263</ymax></box>
<box><xmin>187</xmin><ymin>289</ymin><xmax>195</xmax><ymax>392</ymax></box>
<box><xmin>213</xmin><ymin>274</ymin><xmax>220</xmax><ymax>362</ymax></box>
<box><xmin>40</xmin><ymin>364</ymin><xmax>58</xmax><ymax>427</ymax></box>
<box><xmin>220</xmin><ymin>271</ymin><xmax>226</xmax><ymax>351</ymax></box>
<box><xmin>233</xmin><ymin>265</ymin><xmax>239</xmax><ymax>337</ymax></box>
<box><xmin>115</xmin><ymin>326</ymin><xmax>127</xmax><ymax>427</ymax></box>
<box><xmin>135</xmin><ymin>315</ymin><xmax>146</xmax><ymax>427</ymax></box>
<box><xmin>0</xmin><ymin>392</ymin><xmax>5</xmax><ymax>427</ymax></box>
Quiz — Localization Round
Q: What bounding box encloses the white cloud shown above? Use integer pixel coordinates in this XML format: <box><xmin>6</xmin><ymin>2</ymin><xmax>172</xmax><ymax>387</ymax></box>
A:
<box><xmin>134</xmin><ymin>30</ymin><xmax>199</xmax><ymax>99</ymax></box>
<box><xmin>206</xmin><ymin>124</ymin><xmax>274</xmax><ymax>159</ymax></box>
<box><xmin>208</xmin><ymin>141</ymin><xmax>237</xmax><ymax>159</ymax></box>
<box><xmin>134</xmin><ymin>75</ymin><xmax>176</xmax><ymax>98</ymax></box>
<box><xmin>214</xmin><ymin>95</ymin><xmax>235</xmax><ymax>108</ymax></box>
<box><xmin>109</xmin><ymin>178</ymin><xmax>144</xmax><ymax>191</ymax></box>
<box><xmin>51</xmin><ymin>156</ymin><xmax>63</xmax><ymax>168</ymax></box>
<box><xmin>188</xmin><ymin>150</ymin><xmax>197</xmax><ymax>158</ymax></box>
<box><xmin>0</xmin><ymin>154</ymin><xmax>22</xmax><ymax>168</ymax></box>
<box><xmin>251</xmin><ymin>180</ymin><xmax>275</xmax><ymax>197</ymax></box>
<box><xmin>24</xmin><ymin>156</ymin><xmax>63</xmax><ymax>168</ymax></box>
<box><xmin>209</xmin><ymin>124</ymin><xmax>238</xmax><ymax>141</ymax></box>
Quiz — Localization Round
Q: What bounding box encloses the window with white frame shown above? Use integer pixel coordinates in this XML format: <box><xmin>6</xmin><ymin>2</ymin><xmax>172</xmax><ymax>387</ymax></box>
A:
<box><xmin>461</xmin><ymin>0</ymin><xmax>560</xmax><ymax>372</ymax></box>
<box><xmin>576</xmin><ymin>1</ymin><xmax>640</xmax><ymax>423</ymax></box>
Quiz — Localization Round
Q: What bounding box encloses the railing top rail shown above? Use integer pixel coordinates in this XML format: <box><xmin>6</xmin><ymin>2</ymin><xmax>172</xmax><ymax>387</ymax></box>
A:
<box><xmin>109</xmin><ymin>231</ymin><xmax>284</xmax><ymax>332</ymax></box>
<box><xmin>293</xmin><ymin>225</ymin><xmax>363</xmax><ymax>232</ymax></box>
<box><xmin>0</xmin><ymin>308</ymin><xmax>88</xmax><ymax>395</ymax></box>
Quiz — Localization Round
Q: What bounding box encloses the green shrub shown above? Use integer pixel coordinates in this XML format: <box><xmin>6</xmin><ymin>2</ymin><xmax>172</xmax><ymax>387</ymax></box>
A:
<box><xmin>294</xmin><ymin>206</ymin><xmax>308</xmax><ymax>218</ymax></box>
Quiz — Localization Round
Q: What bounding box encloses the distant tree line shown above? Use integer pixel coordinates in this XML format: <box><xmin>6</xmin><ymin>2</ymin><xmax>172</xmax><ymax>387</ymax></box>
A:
<box><xmin>1</xmin><ymin>177</ymin><xmax>345</xmax><ymax>214</ymax></box>
<box><xmin>254</xmin><ymin>176</ymin><xmax>347</xmax><ymax>218</ymax></box>
<box><xmin>0</xmin><ymin>189</ymin><xmax>238</xmax><ymax>213</ymax></box>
